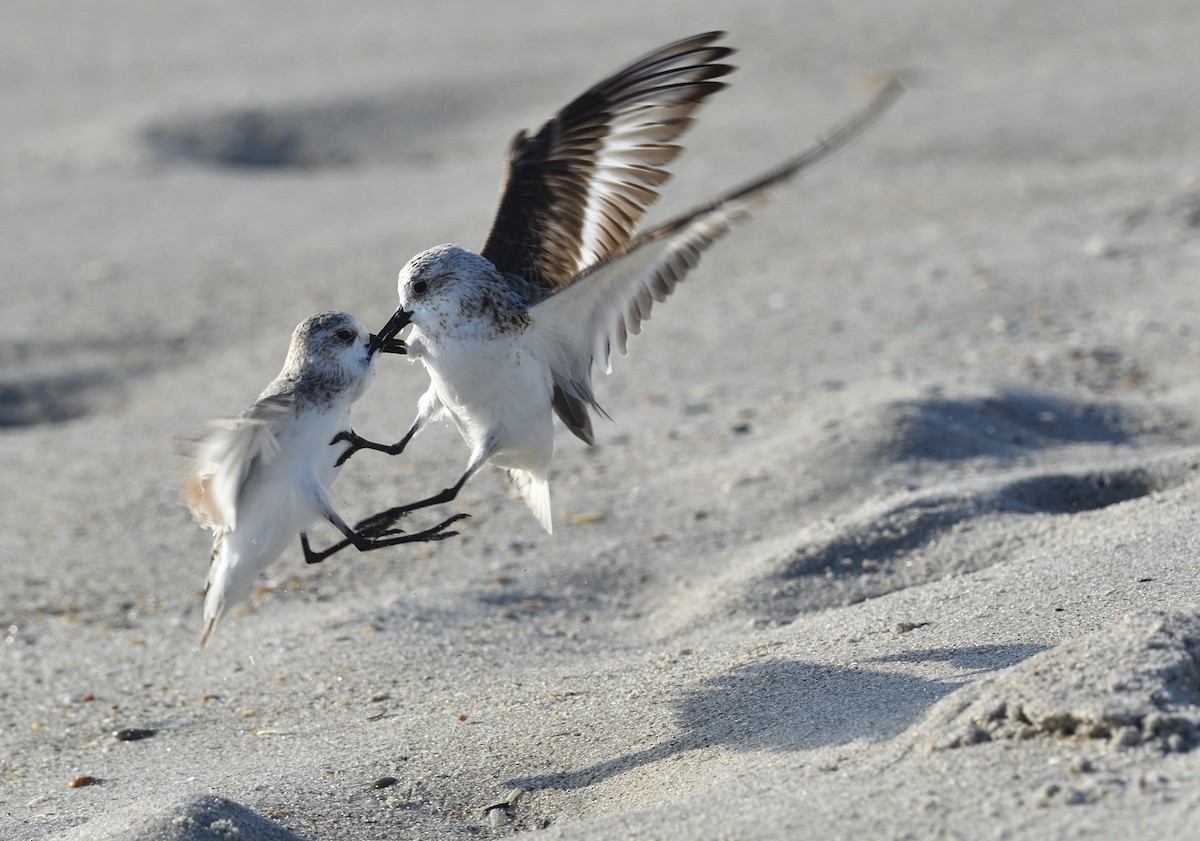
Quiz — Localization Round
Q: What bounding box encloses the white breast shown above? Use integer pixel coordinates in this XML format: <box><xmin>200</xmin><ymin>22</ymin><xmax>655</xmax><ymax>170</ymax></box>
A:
<box><xmin>416</xmin><ymin>326</ymin><xmax>555</xmax><ymax>470</ymax></box>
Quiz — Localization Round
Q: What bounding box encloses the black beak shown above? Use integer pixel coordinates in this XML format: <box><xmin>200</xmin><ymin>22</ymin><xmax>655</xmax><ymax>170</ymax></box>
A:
<box><xmin>368</xmin><ymin>334</ymin><xmax>408</xmax><ymax>355</ymax></box>
<box><xmin>368</xmin><ymin>308</ymin><xmax>412</xmax><ymax>355</ymax></box>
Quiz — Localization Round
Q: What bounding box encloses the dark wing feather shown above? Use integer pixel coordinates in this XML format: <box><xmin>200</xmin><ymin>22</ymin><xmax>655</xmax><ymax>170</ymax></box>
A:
<box><xmin>480</xmin><ymin>32</ymin><xmax>735</xmax><ymax>293</ymax></box>
<box><xmin>527</xmin><ymin>79</ymin><xmax>905</xmax><ymax>416</ymax></box>
<box><xmin>552</xmin><ymin>384</ymin><xmax>596</xmax><ymax>445</ymax></box>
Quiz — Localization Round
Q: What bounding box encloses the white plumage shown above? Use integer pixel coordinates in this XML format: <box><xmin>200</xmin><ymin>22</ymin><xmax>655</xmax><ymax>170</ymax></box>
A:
<box><xmin>184</xmin><ymin>312</ymin><xmax>374</xmax><ymax>645</ymax></box>
<box><xmin>340</xmin><ymin>34</ymin><xmax>902</xmax><ymax>533</ymax></box>
<box><xmin>184</xmin><ymin>311</ymin><xmax>465</xmax><ymax>645</ymax></box>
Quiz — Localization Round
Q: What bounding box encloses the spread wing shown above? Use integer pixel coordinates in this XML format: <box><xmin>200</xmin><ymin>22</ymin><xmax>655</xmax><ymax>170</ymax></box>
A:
<box><xmin>526</xmin><ymin>79</ymin><xmax>904</xmax><ymax>414</ymax></box>
<box><xmin>480</xmin><ymin>32</ymin><xmax>735</xmax><ymax>293</ymax></box>
<box><xmin>181</xmin><ymin>392</ymin><xmax>294</xmax><ymax>531</ymax></box>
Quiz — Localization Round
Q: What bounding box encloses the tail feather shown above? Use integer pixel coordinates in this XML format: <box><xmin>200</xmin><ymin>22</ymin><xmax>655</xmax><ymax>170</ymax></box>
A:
<box><xmin>508</xmin><ymin>469</ymin><xmax>553</xmax><ymax>534</ymax></box>
<box><xmin>200</xmin><ymin>616</ymin><xmax>219</xmax><ymax>648</ymax></box>
<box><xmin>199</xmin><ymin>530</ymin><xmax>225</xmax><ymax>648</ymax></box>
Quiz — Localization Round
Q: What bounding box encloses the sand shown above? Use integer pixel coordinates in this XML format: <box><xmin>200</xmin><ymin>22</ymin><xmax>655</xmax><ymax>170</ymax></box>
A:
<box><xmin>3</xmin><ymin>0</ymin><xmax>1200</xmax><ymax>838</ymax></box>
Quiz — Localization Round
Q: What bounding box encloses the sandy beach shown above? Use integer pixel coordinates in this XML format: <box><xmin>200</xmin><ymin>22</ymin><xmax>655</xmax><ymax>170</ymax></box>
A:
<box><xmin>3</xmin><ymin>1</ymin><xmax>1200</xmax><ymax>838</ymax></box>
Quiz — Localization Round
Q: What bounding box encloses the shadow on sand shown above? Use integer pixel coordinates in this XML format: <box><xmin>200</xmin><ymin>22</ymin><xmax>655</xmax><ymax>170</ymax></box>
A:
<box><xmin>510</xmin><ymin>643</ymin><xmax>1043</xmax><ymax>790</ymax></box>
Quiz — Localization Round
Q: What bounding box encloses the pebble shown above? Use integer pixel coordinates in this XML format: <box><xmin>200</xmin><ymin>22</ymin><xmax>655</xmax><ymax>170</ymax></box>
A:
<box><xmin>113</xmin><ymin>727</ymin><xmax>157</xmax><ymax>742</ymax></box>
<box><xmin>1082</xmin><ymin>234</ymin><xmax>1116</xmax><ymax>258</ymax></box>
<box><xmin>371</xmin><ymin>776</ymin><xmax>398</xmax><ymax>789</ymax></box>
<box><xmin>69</xmin><ymin>775</ymin><xmax>98</xmax><ymax>788</ymax></box>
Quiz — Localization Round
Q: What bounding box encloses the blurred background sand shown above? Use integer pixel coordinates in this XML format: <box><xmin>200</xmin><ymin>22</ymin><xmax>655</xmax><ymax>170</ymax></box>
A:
<box><xmin>3</xmin><ymin>1</ymin><xmax>1200</xmax><ymax>838</ymax></box>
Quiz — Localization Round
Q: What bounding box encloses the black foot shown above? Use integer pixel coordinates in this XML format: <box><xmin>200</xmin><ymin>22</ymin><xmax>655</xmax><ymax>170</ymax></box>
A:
<box><xmin>355</xmin><ymin>512</ymin><xmax>470</xmax><ymax>546</ymax></box>
<box><xmin>354</xmin><ymin>506</ymin><xmax>408</xmax><ymax>537</ymax></box>
<box><xmin>302</xmin><ymin>513</ymin><xmax>469</xmax><ymax>566</ymax></box>
<box><xmin>331</xmin><ymin>428</ymin><xmax>415</xmax><ymax>467</ymax></box>
<box><xmin>332</xmin><ymin>430</ymin><xmax>371</xmax><ymax>467</ymax></box>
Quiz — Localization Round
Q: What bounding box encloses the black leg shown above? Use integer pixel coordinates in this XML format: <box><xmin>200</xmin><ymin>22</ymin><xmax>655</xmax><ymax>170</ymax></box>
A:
<box><xmin>301</xmin><ymin>512</ymin><xmax>468</xmax><ymax>565</ymax></box>
<box><xmin>332</xmin><ymin>425</ymin><xmax>420</xmax><ymax>467</ymax></box>
<box><xmin>349</xmin><ymin>470</ymin><xmax>474</xmax><ymax>536</ymax></box>
<box><xmin>302</xmin><ymin>532</ymin><xmax>352</xmax><ymax>565</ymax></box>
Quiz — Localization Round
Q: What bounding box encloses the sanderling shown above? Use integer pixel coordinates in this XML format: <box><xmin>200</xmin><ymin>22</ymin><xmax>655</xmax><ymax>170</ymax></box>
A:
<box><xmin>341</xmin><ymin>33</ymin><xmax>902</xmax><ymax>533</ymax></box>
<box><xmin>182</xmin><ymin>311</ymin><xmax>464</xmax><ymax>646</ymax></box>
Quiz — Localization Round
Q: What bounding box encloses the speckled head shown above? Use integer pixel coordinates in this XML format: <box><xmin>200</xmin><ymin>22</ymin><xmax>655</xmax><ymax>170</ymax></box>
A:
<box><xmin>394</xmin><ymin>244</ymin><xmax>527</xmax><ymax>337</ymax></box>
<box><xmin>281</xmin><ymin>311</ymin><xmax>375</xmax><ymax>402</ymax></box>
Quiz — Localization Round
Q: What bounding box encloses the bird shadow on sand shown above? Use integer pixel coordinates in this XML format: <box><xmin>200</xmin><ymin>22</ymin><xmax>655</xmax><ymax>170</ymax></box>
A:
<box><xmin>509</xmin><ymin>643</ymin><xmax>1042</xmax><ymax>791</ymax></box>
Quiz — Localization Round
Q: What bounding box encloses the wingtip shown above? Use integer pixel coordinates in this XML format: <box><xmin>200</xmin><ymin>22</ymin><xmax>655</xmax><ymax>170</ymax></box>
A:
<box><xmin>691</xmin><ymin>30</ymin><xmax>730</xmax><ymax>50</ymax></box>
<box><xmin>873</xmin><ymin>75</ymin><xmax>906</xmax><ymax>105</ymax></box>
<box><xmin>695</xmin><ymin>30</ymin><xmax>735</xmax><ymax>56</ymax></box>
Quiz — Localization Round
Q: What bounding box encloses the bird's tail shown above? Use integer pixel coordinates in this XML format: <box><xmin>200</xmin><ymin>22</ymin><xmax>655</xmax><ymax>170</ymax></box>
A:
<box><xmin>200</xmin><ymin>615</ymin><xmax>220</xmax><ymax>648</ymax></box>
<box><xmin>200</xmin><ymin>530</ymin><xmax>229</xmax><ymax>648</ymax></box>
<box><xmin>508</xmin><ymin>469</ymin><xmax>553</xmax><ymax>534</ymax></box>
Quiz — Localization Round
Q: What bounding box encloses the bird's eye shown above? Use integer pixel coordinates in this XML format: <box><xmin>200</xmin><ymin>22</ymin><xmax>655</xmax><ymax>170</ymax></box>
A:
<box><xmin>335</xmin><ymin>329</ymin><xmax>355</xmax><ymax>342</ymax></box>
<box><xmin>412</xmin><ymin>280</ymin><xmax>428</xmax><ymax>295</ymax></box>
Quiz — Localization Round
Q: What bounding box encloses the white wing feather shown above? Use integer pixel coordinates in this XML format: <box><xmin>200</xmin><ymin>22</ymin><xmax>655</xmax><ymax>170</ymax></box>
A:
<box><xmin>526</xmin><ymin>78</ymin><xmax>903</xmax><ymax>414</ymax></box>
<box><xmin>182</xmin><ymin>394</ymin><xmax>291</xmax><ymax>531</ymax></box>
<box><xmin>527</xmin><ymin>202</ymin><xmax>740</xmax><ymax>413</ymax></box>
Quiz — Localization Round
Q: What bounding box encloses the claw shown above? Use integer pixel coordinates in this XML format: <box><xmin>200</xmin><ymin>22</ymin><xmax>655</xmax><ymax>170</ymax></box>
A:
<box><xmin>333</xmin><ymin>430</ymin><xmax>365</xmax><ymax>467</ymax></box>
<box><xmin>355</xmin><ymin>508</ymin><xmax>407</xmax><ymax>537</ymax></box>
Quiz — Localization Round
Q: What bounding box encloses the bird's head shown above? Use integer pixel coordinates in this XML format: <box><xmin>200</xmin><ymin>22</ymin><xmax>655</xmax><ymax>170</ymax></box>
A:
<box><xmin>286</xmin><ymin>311</ymin><xmax>376</xmax><ymax>400</ymax></box>
<box><xmin>373</xmin><ymin>244</ymin><xmax>514</xmax><ymax>352</ymax></box>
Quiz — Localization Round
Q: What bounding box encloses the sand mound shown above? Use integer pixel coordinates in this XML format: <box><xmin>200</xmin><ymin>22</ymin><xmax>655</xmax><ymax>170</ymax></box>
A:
<box><xmin>60</xmin><ymin>794</ymin><xmax>301</xmax><ymax>841</ymax></box>
<box><xmin>919</xmin><ymin>608</ymin><xmax>1200</xmax><ymax>752</ymax></box>
<box><xmin>672</xmin><ymin>389</ymin><xmax>1198</xmax><ymax>630</ymax></box>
